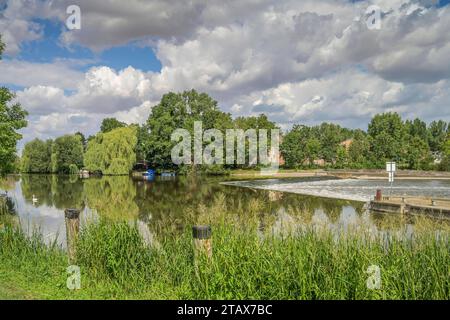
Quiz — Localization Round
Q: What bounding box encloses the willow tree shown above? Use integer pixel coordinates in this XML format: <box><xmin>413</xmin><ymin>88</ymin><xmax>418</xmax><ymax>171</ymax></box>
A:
<box><xmin>84</xmin><ymin>126</ymin><xmax>137</xmax><ymax>175</ymax></box>
<box><xmin>21</xmin><ymin>138</ymin><xmax>53</xmax><ymax>173</ymax></box>
<box><xmin>51</xmin><ymin>134</ymin><xmax>84</xmax><ymax>173</ymax></box>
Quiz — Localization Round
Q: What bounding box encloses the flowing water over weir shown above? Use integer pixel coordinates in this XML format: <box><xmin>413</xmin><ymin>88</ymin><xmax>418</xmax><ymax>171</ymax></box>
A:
<box><xmin>222</xmin><ymin>178</ymin><xmax>450</xmax><ymax>202</ymax></box>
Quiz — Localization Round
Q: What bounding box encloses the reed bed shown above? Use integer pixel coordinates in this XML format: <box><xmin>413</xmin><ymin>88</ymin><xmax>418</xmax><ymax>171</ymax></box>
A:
<box><xmin>0</xmin><ymin>194</ymin><xmax>449</xmax><ymax>299</ymax></box>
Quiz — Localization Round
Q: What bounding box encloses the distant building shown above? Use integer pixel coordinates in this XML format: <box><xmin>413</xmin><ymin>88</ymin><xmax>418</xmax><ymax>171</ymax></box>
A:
<box><xmin>339</xmin><ymin>138</ymin><xmax>353</xmax><ymax>151</ymax></box>
<box><xmin>432</xmin><ymin>151</ymin><xmax>442</xmax><ymax>165</ymax></box>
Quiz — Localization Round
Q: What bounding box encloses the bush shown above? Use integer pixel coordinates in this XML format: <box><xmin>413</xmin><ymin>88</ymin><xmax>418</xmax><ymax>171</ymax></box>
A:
<box><xmin>68</xmin><ymin>164</ymin><xmax>79</xmax><ymax>175</ymax></box>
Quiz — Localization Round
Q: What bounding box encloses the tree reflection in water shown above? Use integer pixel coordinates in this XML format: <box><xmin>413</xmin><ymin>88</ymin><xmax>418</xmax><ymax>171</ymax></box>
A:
<box><xmin>6</xmin><ymin>174</ymin><xmax>446</xmax><ymax>241</ymax></box>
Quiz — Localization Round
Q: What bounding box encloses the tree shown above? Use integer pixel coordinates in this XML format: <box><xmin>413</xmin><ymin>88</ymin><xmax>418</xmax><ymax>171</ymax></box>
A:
<box><xmin>84</xmin><ymin>126</ymin><xmax>137</xmax><ymax>175</ymax></box>
<box><xmin>100</xmin><ymin>118</ymin><xmax>126</xmax><ymax>133</ymax></box>
<box><xmin>428</xmin><ymin>120</ymin><xmax>447</xmax><ymax>153</ymax></box>
<box><xmin>75</xmin><ymin>131</ymin><xmax>87</xmax><ymax>151</ymax></box>
<box><xmin>232</xmin><ymin>114</ymin><xmax>277</xmax><ymax>167</ymax></box>
<box><xmin>368</xmin><ymin>113</ymin><xmax>407</xmax><ymax>166</ymax></box>
<box><xmin>305</xmin><ymin>138</ymin><xmax>321</xmax><ymax>166</ymax></box>
<box><xmin>348</xmin><ymin>130</ymin><xmax>371</xmax><ymax>167</ymax></box>
<box><xmin>335</xmin><ymin>145</ymin><xmax>348</xmax><ymax>169</ymax></box>
<box><xmin>280</xmin><ymin>125</ymin><xmax>311</xmax><ymax>168</ymax></box>
<box><xmin>406</xmin><ymin>136</ymin><xmax>432</xmax><ymax>170</ymax></box>
<box><xmin>51</xmin><ymin>134</ymin><xmax>84</xmax><ymax>174</ymax></box>
<box><xmin>439</xmin><ymin>134</ymin><xmax>450</xmax><ymax>171</ymax></box>
<box><xmin>0</xmin><ymin>36</ymin><xmax>28</xmax><ymax>175</ymax></box>
<box><xmin>405</xmin><ymin>118</ymin><xmax>429</xmax><ymax>142</ymax></box>
<box><xmin>145</xmin><ymin>90</ymin><xmax>232</xmax><ymax>168</ymax></box>
<box><xmin>315</xmin><ymin>123</ymin><xmax>346</xmax><ymax>163</ymax></box>
<box><xmin>135</xmin><ymin>124</ymin><xmax>151</xmax><ymax>162</ymax></box>
<box><xmin>21</xmin><ymin>138</ymin><xmax>53</xmax><ymax>173</ymax></box>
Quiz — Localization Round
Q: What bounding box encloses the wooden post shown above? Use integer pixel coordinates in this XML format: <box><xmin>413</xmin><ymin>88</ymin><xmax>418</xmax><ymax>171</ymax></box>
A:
<box><xmin>192</xmin><ymin>225</ymin><xmax>212</xmax><ymax>260</ymax></box>
<box><xmin>375</xmin><ymin>189</ymin><xmax>382</xmax><ymax>201</ymax></box>
<box><xmin>0</xmin><ymin>194</ymin><xmax>7</xmax><ymax>215</ymax></box>
<box><xmin>65</xmin><ymin>208</ymin><xmax>80</xmax><ymax>264</ymax></box>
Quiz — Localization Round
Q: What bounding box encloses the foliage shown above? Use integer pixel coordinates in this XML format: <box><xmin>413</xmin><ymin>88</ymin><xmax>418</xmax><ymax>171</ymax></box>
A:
<box><xmin>68</xmin><ymin>164</ymin><xmax>79</xmax><ymax>175</ymax></box>
<box><xmin>428</xmin><ymin>120</ymin><xmax>447</xmax><ymax>153</ymax></box>
<box><xmin>84</xmin><ymin>126</ymin><xmax>137</xmax><ymax>175</ymax></box>
<box><xmin>100</xmin><ymin>117</ymin><xmax>126</xmax><ymax>133</ymax></box>
<box><xmin>367</xmin><ymin>112</ymin><xmax>408</xmax><ymax>166</ymax></box>
<box><xmin>0</xmin><ymin>37</ymin><xmax>28</xmax><ymax>175</ymax></box>
<box><xmin>280</xmin><ymin>125</ymin><xmax>311</xmax><ymax>167</ymax></box>
<box><xmin>145</xmin><ymin>90</ymin><xmax>233</xmax><ymax>169</ymax></box>
<box><xmin>51</xmin><ymin>134</ymin><xmax>84</xmax><ymax>174</ymax></box>
<box><xmin>281</xmin><ymin>112</ymin><xmax>448</xmax><ymax>171</ymax></box>
<box><xmin>21</xmin><ymin>139</ymin><xmax>52</xmax><ymax>173</ymax></box>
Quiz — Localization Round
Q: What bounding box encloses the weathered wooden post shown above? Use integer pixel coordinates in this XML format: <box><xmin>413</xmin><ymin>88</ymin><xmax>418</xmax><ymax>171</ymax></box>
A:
<box><xmin>192</xmin><ymin>225</ymin><xmax>212</xmax><ymax>260</ymax></box>
<box><xmin>65</xmin><ymin>208</ymin><xmax>80</xmax><ymax>264</ymax></box>
<box><xmin>0</xmin><ymin>194</ymin><xmax>7</xmax><ymax>215</ymax></box>
<box><xmin>375</xmin><ymin>189</ymin><xmax>382</xmax><ymax>201</ymax></box>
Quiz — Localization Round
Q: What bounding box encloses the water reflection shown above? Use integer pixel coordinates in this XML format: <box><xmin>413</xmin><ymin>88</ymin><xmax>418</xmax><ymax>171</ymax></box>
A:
<box><xmin>1</xmin><ymin>174</ymin><xmax>447</xmax><ymax>246</ymax></box>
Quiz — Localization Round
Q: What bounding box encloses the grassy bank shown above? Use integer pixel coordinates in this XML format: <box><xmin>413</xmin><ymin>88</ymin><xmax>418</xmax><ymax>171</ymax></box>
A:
<box><xmin>0</xmin><ymin>196</ymin><xmax>449</xmax><ymax>300</ymax></box>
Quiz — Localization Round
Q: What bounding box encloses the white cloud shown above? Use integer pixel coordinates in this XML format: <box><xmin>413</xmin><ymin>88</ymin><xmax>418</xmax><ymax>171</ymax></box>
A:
<box><xmin>2</xmin><ymin>0</ymin><xmax>450</xmax><ymax>148</ymax></box>
<box><xmin>0</xmin><ymin>59</ymin><xmax>84</xmax><ymax>89</ymax></box>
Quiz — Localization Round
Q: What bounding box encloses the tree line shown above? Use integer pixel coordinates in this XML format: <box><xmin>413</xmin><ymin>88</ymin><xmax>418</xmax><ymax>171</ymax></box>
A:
<box><xmin>20</xmin><ymin>90</ymin><xmax>278</xmax><ymax>175</ymax></box>
<box><xmin>281</xmin><ymin>113</ymin><xmax>450</xmax><ymax>171</ymax></box>
<box><xmin>20</xmin><ymin>89</ymin><xmax>450</xmax><ymax>175</ymax></box>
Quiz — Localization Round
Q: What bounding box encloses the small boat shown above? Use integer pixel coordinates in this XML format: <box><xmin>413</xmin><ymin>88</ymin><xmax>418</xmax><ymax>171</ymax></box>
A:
<box><xmin>142</xmin><ymin>169</ymin><xmax>155</xmax><ymax>177</ymax></box>
<box><xmin>32</xmin><ymin>194</ymin><xmax>38</xmax><ymax>205</ymax></box>
<box><xmin>161</xmin><ymin>172</ymin><xmax>176</xmax><ymax>177</ymax></box>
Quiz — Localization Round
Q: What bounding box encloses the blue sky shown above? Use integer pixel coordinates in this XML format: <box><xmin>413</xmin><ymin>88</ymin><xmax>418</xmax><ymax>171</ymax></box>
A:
<box><xmin>1</xmin><ymin>0</ymin><xmax>450</xmax><ymax>149</ymax></box>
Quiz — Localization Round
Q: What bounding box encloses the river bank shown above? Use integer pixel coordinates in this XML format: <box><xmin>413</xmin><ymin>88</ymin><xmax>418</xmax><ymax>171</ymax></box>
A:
<box><xmin>230</xmin><ymin>169</ymin><xmax>450</xmax><ymax>180</ymax></box>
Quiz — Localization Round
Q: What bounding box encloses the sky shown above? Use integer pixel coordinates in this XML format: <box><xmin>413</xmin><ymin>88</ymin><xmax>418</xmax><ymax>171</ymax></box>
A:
<box><xmin>1</xmin><ymin>0</ymin><xmax>450</xmax><ymax>151</ymax></box>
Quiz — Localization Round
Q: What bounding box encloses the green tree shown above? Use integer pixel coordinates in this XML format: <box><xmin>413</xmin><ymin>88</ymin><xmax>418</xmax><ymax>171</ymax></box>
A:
<box><xmin>348</xmin><ymin>130</ymin><xmax>371</xmax><ymax>167</ymax></box>
<box><xmin>315</xmin><ymin>123</ymin><xmax>346</xmax><ymax>163</ymax></box>
<box><xmin>405</xmin><ymin>118</ymin><xmax>429</xmax><ymax>142</ymax></box>
<box><xmin>428</xmin><ymin>120</ymin><xmax>447</xmax><ymax>153</ymax></box>
<box><xmin>21</xmin><ymin>138</ymin><xmax>53</xmax><ymax>173</ymax></box>
<box><xmin>405</xmin><ymin>136</ymin><xmax>432</xmax><ymax>170</ymax></box>
<box><xmin>368</xmin><ymin>113</ymin><xmax>407</xmax><ymax>167</ymax></box>
<box><xmin>280</xmin><ymin>125</ymin><xmax>311</xmax><ymax>168</ymax></box>
<box><xmin>75</xmin><ymin>131</ymin><xmax>87</xmax><ymax>151</ymax></box>
<box><xmin>84</xmin><ymin>126</ymin><xmax>137</xmax><ymax>175</ymax></box>
<box><xmin>100</xmin><ymin>117</ymin><xmax>126</xmax><ymax>133</ymax></box>
<box><xmin>51</xmin><ymin>134</ymin><xmax>84</xmax><ymax>174</ymax></box>
<box><xmin>439</xmin><ymin>134</ymin><xmax>450</xmax><ymax>171</ymax></box>
<box><xmin>0</xmin><ymin>36</ymin><xmax>28</xmax><ymax>175</ymax></box>
<box><xmin>135</xmin><ymin>124</ymin><xmax>151</xmax><ymax>162</ymax></box>
<box><xmin>335</xmin><ymin>145</ymin><xmax>349</xmax><ymax>169</ymax></box>
<box><xmin>305</xmin><ymin>138</ymin><xmax>321</xmax><ymax>166</ymax></box>
<box><xmin>232</xmin><ymin>114</ymin><xmax>277</xmax><ymax>168</ymax></box>
<box><xmin>145</xmin><ymin>90</ymin><xmax>232</xmax><ymax>168</ymax></box>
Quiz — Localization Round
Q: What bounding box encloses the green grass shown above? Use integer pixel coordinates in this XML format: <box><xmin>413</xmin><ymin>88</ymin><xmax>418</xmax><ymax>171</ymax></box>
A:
<box><xmin>0</xmin><ymin>196</ymin><xmax>449</xmax><ymax>300</ymax></box>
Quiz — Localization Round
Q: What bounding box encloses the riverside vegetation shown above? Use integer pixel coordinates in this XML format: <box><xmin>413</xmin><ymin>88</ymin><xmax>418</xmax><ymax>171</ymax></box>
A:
<box><xmin>1</xmin><ymin>194</ymin><xmax>449</xmax><ymax>300</ymax></box>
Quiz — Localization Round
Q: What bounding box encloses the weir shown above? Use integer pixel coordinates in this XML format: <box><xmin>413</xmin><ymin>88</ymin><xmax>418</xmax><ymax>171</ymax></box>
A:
<box><xmin>368</xmin><ymin>191</ymin><xmax>450</xmax><ymax>218</ymax></box>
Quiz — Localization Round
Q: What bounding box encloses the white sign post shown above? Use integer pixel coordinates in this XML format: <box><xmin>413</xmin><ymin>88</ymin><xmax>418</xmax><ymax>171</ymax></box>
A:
<box><xmin>386</xmin><ymin>162</ymin><xmax>396</xmax><ymax>194</ymax></box>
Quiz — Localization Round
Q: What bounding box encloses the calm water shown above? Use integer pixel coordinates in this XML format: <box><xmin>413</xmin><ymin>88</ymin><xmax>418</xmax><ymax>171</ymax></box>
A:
<box><xmin>1</xmin><ymin>175</ymin><xmax>448</xmax><ymax>245</ymax></box>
